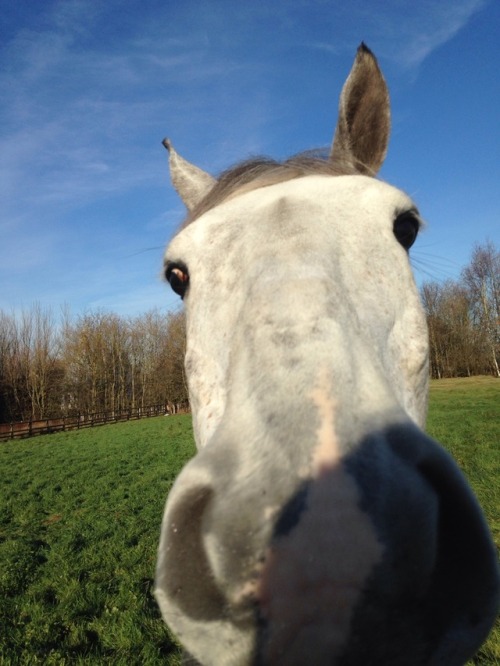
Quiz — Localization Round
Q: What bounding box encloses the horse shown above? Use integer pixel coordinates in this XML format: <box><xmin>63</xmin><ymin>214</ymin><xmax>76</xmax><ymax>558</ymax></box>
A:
<box><xmin>154</xmin><ymin>44</ymin><xmax>499</xmax><ymax>666</ymax></box>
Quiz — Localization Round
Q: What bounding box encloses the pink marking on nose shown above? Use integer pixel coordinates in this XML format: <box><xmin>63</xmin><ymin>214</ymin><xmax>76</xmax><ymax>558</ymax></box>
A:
<box><xmin>252</xmin><ymin>370</ymin><xmax>384</xmax><ymax>664</ymax></box>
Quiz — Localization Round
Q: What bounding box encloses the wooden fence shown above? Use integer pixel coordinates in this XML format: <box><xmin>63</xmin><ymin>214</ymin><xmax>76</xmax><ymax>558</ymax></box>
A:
<box><xmin>0</xmin><ymin>404</ymin><xmax>186</xmax><ymax>442</ymax></box>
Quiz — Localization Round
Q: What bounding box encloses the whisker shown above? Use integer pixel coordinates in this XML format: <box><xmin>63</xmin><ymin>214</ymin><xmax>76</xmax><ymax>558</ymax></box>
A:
<box><xmin>411</xmin><ymin>250</ymin><xmax>463</xmax><ymax>283</ymax></box>
<box><xmin>124</xmin><ymin>246</ymin><xmax>164</xmax><ymax>259</ymax></box>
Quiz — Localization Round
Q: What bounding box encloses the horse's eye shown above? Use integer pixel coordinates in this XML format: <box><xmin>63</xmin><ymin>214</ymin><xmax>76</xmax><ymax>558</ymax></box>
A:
<box><xmin>393</xmin><ymin>212</ymin><xmax>419</xmax><ymax>251</ymax></box>
<box><xmin>165</xmin><ymin>264</ymin><xmax>189</xmax><ymax>298</ymax></box>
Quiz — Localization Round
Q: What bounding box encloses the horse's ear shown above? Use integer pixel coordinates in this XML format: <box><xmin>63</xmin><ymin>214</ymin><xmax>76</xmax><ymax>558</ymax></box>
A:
<box><xmin>163</xmin><ymin>139</ymin><xmax>216</xmax><ymax>211</ymax></box>
<box><xmin>330</xmin><ymin>43</ymin><xmax>390</xmax><ymax>176</ymax></box>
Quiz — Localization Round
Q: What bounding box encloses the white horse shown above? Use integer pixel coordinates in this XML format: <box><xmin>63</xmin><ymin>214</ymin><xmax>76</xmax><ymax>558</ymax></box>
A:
<box><xmin>155</xmin><ymin>44</ymin><xmax>499</xmax><ymax>666</ymax></box>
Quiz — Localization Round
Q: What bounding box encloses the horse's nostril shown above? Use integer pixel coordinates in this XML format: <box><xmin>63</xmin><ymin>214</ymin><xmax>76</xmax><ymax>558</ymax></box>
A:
<box><xmin>156</xmin><ymin>483</ymin><xmax>226</xmax><ymax>622</ymax></box>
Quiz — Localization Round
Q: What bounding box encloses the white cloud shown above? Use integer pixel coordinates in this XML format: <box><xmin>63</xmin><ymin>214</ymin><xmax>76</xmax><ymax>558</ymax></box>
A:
<box><xmin>392</xmin><ymin>0</ymin><xmax>487</xmax><ymax>67</ymax></box>
<box><xmin>307</xmin><ymin>0</ymin><xmax>487</xmax><ymax>69</ymax></box>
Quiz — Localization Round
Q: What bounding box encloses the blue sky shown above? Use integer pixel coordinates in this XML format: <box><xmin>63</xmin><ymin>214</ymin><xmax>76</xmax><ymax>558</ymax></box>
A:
<box><xmin>1</xmin><ymin>0</ymin><xmax>498</xmax><ymax>317</ymax></box>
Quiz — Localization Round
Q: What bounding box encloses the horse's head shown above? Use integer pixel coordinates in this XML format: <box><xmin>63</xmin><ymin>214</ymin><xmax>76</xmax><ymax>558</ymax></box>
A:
<box><xmin>155</xmin><ymin>44</ymin><xmax>499</xmax><ymax>666</ymax></box>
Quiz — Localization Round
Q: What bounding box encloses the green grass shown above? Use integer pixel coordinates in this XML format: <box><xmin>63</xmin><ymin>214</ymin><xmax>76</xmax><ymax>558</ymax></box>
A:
<box><xmin>427</xmin><ymin>376</ymin><xmax>500</xmax><ymax>665</ymax></box>
<box><xmin>0</xmin><ymin>378</ymin><xmax>498</xmax><ymax>664</ymax></box>
<box><xmin>0</xmin><ymin>416</ymin><xmax>195</xmax><ymax>665</ymax></box>
<box><xmin>427</xmin><ymin>377</ymin><xmax>499</xmax><ymax>549</ymax></box>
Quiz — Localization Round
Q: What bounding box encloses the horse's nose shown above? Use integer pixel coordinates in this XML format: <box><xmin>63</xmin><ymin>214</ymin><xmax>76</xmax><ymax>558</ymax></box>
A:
<box><xmin>154</xmin><ymin>425</ymin><xmax>399</xmax><ymax>660</ymax></box>
<box><xmin>156</xmin><ymin>423</ymin><xmax>499</xmax><ymax>666</ymax></box>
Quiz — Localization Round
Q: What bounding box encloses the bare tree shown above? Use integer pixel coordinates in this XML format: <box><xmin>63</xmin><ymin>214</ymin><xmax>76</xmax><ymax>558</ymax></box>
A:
<box><xmin>162</xmin><ymin>311</ymin><xmax>188</xmax><ymax>411</ymax></box>
<box><xmin>421</xmin><ymin>282</ymin><xmax>445</xmax><ymax>379</ymax></box>
<box><xmin>24</xmin><ymin>304</ymin><xmax>61</xmax><ymax>418</ymax></box>
<box><xmin>0</xmin><ymin>306</ymin><xmax>61</xmax><ymax>420</ymax></box>
<box><xmin>0</xmin><ymin>312</ymin><xmax>15</xmax><ymax>421</ymax></box>
<box><xmin>62</xmin><ymin>311</ymin><xmax>132</xmax><ymax>415</ymax></box>
<box><xmin>421</xmin><ymin>281</ymin><xmax>476</xmax><ymax>378</ymax></box>
<box><xmin>462</xmin><ymin>241</ymin><xmax>500</xmax><ymax>377</ymax></box>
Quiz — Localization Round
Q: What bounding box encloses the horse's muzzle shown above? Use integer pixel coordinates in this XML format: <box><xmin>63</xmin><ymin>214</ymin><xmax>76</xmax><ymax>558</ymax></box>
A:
<box><xmin>155</xmin><ymin>421</ymin><xmax>499</xmax><ymax>666</ymax></box>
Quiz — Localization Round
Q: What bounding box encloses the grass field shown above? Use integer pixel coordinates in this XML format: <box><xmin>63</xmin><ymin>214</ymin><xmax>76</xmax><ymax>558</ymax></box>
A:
<box><xmin>0</xmin><ymin>377</ymin><xmax>498</xmax><ymax>664</ymax></box>
<box><xmin>426</xmin><ymin>376</ymin><xmax>500</xmax><ymax>665</ymax></box>
<box><xmin>0</xmin><ymin>416</ymin><xmax>193</xmax><ymax>665</ymax></box>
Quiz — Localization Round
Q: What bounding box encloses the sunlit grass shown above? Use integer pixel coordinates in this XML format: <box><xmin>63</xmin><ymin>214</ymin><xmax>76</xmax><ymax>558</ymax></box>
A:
<box><xmin>0</xmin><ymin>416</ymin><xmax>194</xmax><ymax>664</ymax></box>
<box><xmin>427</xmin><ymin>376</ymin><xmax>500</xmax><ymax>665</ymax></box>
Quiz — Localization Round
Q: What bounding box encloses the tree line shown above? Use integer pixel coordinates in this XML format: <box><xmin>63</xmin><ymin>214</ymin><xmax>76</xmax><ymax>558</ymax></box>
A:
<box><xmin>0</xmin><ymin>241</ymin><xmax>498</xmax><ymax>423</ymax></box>
<box><xmin>0</xmin><ymin>308</ymin><xmax>188</xmax><ymax>423</ymax></box>
<box><xmin>420</xmin><ymin>241</ymin><xmax>499</xmax><ymax>379</ymax></box>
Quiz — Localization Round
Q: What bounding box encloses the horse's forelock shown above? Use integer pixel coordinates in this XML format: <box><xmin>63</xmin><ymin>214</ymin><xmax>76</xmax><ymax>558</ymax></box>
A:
<box><xmin>182</xmin><ymin>152</ymin><xmax>360</xmax><ymax>227</ymax></box>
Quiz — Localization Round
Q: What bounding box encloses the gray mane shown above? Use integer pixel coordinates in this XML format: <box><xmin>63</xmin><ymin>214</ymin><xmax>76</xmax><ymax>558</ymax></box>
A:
<box><xmin>184</xmin><ymin>151</ymin><xmax>360</xmax><ymax>226</ymax></box>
